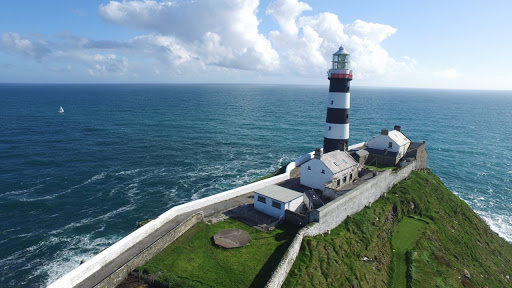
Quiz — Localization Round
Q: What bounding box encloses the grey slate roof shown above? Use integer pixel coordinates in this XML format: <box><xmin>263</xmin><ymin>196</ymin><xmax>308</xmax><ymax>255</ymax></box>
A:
<box><xmin>321</xmin><ymin>150</ymin><xmax>358</xmax><ymax>173</ymax></box>
<box><xmin>255</xmin><ymin>185</ymin><xmax>303</xmax><ymax>203</ymax></box>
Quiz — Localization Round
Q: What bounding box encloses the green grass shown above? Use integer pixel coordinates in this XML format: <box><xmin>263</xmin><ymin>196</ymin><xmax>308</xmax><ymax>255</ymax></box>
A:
<box><xmin>137</xmin><ymin>218</ymin><xmax>300</xmax><ymax>288</ymax></box>
<box><xmin>366</xmin><ymin>165</ymin><xmax>396</xmax><ymax>171</ymax></box>
<box><xmin>390</xmin><ymin>217</ymin><xmax>426</xmax><ymax>288</ymax></box>
<box><xmin>283</xmin><ymin>170</ymin><xmax>512</xmax><ymax>288</ymax></box>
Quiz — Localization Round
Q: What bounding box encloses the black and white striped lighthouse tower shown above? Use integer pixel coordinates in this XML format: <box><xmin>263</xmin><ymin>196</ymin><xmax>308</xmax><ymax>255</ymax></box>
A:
<box><xmin>323</xmin><ymin>45</ymin><xmax>353</xmax><ymax>153</ymax></box>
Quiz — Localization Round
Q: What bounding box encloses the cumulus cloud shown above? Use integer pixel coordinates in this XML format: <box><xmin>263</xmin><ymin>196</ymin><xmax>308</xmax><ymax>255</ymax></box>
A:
<box><xmin>266</xmin><ymin>0</ymin><xmax>414</xmax><ymax>79</ymax></box>
<box><xmin>99</xmin><ymin>0</ymin><xmax>279</xmax><ymax>71</ymax></box>
<box><xmin>1</xmin><ymin>1</ymin><xmax>420</xmax><ymax>82</ymax></box>
<box><xmin>0</xmin><ymin>32</ymin><xmax>51</xmax><ymax>61</ymax></box>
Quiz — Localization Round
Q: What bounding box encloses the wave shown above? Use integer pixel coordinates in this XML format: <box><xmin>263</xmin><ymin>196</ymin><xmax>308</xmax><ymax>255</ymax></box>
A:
<box><xmin>477</xmin><ymin>210</ymin><xmax>512</xmax><ymax>243</ymax></box>
<box><xmin>115</xmin><ymin>168</ymin><xmax>142</xmax><ymax>176</ymax></box>
<box><xmin>49</xmin><ymin>204</ymin><xmax>135</xmax><ymax>235</ymax></box>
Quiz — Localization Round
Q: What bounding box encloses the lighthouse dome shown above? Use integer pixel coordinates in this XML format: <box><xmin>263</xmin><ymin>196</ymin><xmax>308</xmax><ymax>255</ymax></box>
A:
<box><xmin>333</xmin><ymin>45</ymin><xmax>349</xmax><ymax>56</ymax></box>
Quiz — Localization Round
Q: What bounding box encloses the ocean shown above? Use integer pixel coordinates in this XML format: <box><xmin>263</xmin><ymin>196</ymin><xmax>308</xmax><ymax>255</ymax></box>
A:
<box><xmin>0</xmin><ymin>84</ymin><xmax>511</xmax><ymax>287</ymax></box>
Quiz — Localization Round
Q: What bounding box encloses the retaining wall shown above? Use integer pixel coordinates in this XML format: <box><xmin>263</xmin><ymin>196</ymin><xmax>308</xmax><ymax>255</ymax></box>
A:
<box><xmin>96</xmin><ymin>212</ymin><xmax>203</xmax><ymax>288</ymax></box>
<box><xmin>49</xmin><ymin>172</ymin><xmax>289</xmax><ymax>288</ymax></box>
<box><xmin>265</xmin><ymin>160</ymin><xmax>423</xmax><ymax>288</ymax></box>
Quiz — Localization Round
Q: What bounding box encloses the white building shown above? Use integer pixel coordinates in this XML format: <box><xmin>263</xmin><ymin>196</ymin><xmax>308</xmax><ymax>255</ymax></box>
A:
<box><xmin>300</xmin><ymin>149</ymin><xmax>359</xmax><ymax>191</ymax></box>
<box><xmin>254</xmin><ymin>185</ymin><xmax>304</xmax><ymax>219</ymax></box>
<box><xmin>366</xmin><ymin>126</ymin><xmax>411</xmax><ymax>164</ymax></box>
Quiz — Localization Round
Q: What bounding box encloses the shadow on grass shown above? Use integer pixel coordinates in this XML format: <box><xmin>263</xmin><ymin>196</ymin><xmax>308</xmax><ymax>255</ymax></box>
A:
<box><xmin>248</xmin><ymin>224</ymin><xmax>301</xmax><ymax>288</ymax></box>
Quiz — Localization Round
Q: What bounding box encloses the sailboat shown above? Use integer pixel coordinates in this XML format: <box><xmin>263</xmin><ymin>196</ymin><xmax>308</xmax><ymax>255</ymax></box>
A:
<box><xmin>59</xmin><ymin>106</ymin><xmax>64</xmax><ymax>113</ymax></box>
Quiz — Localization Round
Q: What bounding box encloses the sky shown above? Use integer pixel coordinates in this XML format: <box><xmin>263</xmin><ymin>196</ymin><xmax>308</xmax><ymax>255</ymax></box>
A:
<box><xmin>1</xmin><ymin>0</ymin><xmax>511</xmax><ymax>90</ymax></box>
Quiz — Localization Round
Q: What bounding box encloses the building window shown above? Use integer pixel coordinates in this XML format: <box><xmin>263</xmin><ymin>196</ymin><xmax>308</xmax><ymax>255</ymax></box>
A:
<box><xmin>337</xmin><ymin>179</ymin><xmax>341</xmax><ymax>186</ymax></box>
<box><xmin>388</xmin><ymin>142</ymin><xmax>392</xmax><ymax>148</ymax></box>
<box><xmin>272</xmin><ymin>200</ymin><xmax>282</xmax><ymax>209</ymax></box>
<box><xmin>308</xmin><ymin>166</ymin><xmax>311</xmax><ymax>170</ymax></box>
<box><xmin>328</xmin><ymin>126</ymin><xmax>331</xmax><ymax>131</ymax></box>
<box><xmin>350</xmin><ymin>173</ymin><xmax>353</xmax><ymax>181</ymax></box>
<box><xmin>257</xmin><ymin>195</ymin><xmax>266</xmax><ymax>204</ymax></box>
<box><xmin>345</xmin><ymin>176</ymin><xmax>348</xmax><ymax>183</ymax></box>
<box><xmin>321</xmin><ymin>169</ymin><xmax>325</xmax><ymax>174</ymax></box>
<box><xmin>331</xmin><ymin>100</ymin><xmax>334</xmax><ymax>105</ymax></box>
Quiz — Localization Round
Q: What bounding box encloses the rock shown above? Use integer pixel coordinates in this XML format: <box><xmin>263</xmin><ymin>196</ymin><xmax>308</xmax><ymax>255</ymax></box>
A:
<box><xmin>352</xmin><ymin>279</ymin><xmax>358</xmax><ymax>288</ymax></box>
<box><xmin>362</xmin><ymin>256</ymin><xmax>373</xmax><ymax>262</ymax></box>
<box><xmin>464</xmin><ymin>269</ymin><xmax>471</xmax><ymax>281</ymax></box>
<box><xmin>410</xmin><ymin>201</ymin><xmax>415</xmax><ymax>209</ymax></box>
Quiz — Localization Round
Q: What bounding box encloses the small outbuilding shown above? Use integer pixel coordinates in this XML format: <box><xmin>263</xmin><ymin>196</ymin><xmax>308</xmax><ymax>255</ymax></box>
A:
<box><xmin>366</xmin><ymin>125</ymin><xmax>411</xmax><ymax>166</ymax></box>
<box><xmin>300</xmin><ymin>149</ymin><xmax>359</xmax><ymax>191</ymax></box>
<box><xmin>254</xmin><ymin>185</ymin><xmax>303</xmax><ymax>219</ymax></box>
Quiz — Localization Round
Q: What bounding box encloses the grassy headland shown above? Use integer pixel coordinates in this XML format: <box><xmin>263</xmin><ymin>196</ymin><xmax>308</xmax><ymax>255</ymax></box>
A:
<box><xmin>283</xmin><ymin>170</ymin><xmax>512</xmax><ymax>288</ymax></box>
<box><xmin>134</xmin><ymin>218</ymin><xmax>299</xmax><ymax>288</ymax></box>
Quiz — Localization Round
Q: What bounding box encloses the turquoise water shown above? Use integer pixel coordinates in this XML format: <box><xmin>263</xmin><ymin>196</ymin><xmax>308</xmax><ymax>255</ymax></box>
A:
<box><xmin>0</xmin><ymin>84</ymin><xmax>511</xmax><ymax>287</ymax></box>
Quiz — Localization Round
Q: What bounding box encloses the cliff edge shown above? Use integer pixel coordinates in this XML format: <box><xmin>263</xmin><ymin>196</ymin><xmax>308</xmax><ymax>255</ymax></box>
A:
<box><xmin>283</xmin><ymin>170</ymin><xmax>512</xmax><ymax>288</ymax></box>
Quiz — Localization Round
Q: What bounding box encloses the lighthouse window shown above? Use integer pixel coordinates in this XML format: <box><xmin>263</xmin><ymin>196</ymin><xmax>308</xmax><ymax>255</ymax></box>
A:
<box><xmin>328</xmin><ymin>126</ymin><xmax>332</xmax><ymax>131</ymax></box>
<box><xmin>307</xmin><ymin>166</ymin><xmax>311</xmax><ymax>170</ymax></box>
<box><xmin>331</xmin><ymin>100</ymin><xmax>334</xmax><ymax>105</ymax></box>
<box><xmin>321</xmin><ymin>169</ymin><xmax>325</xmax><ymax>174</ymax></box>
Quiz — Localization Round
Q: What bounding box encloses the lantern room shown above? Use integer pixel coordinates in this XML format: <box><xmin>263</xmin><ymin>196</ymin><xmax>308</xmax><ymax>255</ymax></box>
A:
<box><xmin>332</xmin><ymin>45</ymin><xmax>350</xmax><ymax>70</ymax></box>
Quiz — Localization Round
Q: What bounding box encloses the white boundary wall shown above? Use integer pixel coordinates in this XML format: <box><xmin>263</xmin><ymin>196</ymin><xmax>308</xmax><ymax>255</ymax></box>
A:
<box><xmin>49</xmin><ymin>172</ymin><xmax>289</xmax><ymax>288</ymax></box>
<box><xmin>48</xmin><ymin>146</ymin><xmax>367</xmax><ymax>288</ymax></box>
<box><xmin>265</xmin><ymin>160</ymin><xmax>423</xmax><ymax>288</ymax></box>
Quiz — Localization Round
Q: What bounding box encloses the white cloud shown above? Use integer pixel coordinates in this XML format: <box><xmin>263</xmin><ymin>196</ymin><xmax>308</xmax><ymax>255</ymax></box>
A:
<box><xmin>0</xmin><ymin>32</ymin><xmax>51</xmax><ymax>61</ymax></box>
<box><xmin>99</xmin><ymin>0</ymin><xmax>279</xmax><ymax>71</ymax></box>
<box><xmin>434</xmin><ymin>68</ymin><xmax>460</xmax><ymax>79</ymax></box>
<box><xmin>80</xmin><ymin>54</ymin><xmax>129</xmax><ymax>75</ymax></box>
<box><xmin>266</xmin><ymin>0</ymin><xmax>414</xmax><ymax>79</ymax></box>
<box><xmin>266</xmin><ymin>0</ymin><xmax>311</xmax><ymax>38</ymax></box>
<box><xmin>1</xmin><ymin>1</ymin><xmax>421</xmax><ymax>84</ymax></box>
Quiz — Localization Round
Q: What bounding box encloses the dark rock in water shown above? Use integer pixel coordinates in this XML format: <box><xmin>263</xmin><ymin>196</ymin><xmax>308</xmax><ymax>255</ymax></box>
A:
<box><xmin>136</xmin><ymin>219</ymin><xmax>153</xmax><ymax>229</ymax></box>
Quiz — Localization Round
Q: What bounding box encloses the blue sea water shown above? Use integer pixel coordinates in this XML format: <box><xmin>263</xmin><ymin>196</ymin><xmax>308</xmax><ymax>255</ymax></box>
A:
<box><xmin>0</xmin><ymin>84</ymin><xmax>511</xmax><ymax>287</ymax></box>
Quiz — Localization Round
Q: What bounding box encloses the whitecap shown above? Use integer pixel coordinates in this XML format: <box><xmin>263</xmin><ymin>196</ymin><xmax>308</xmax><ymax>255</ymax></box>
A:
<box><xmin>115</xmin><ymin>169</ymin><xmax>142</xmax><ymax>176</ymax></box>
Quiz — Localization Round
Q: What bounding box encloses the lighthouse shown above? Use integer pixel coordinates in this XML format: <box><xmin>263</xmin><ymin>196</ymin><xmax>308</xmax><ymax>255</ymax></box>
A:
<box><xmin>323</xmin><ymin>45</ymin><xmax>353</xmax><ymax>153</ymax></box>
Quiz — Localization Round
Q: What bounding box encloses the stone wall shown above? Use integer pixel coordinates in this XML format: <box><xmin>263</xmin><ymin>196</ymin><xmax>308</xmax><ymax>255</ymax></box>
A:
<box><xmin>95</xmin><ymin>212</ymin><xmax>203</xmax><ymax>288</ymax></box>
<box><xmin>265</xmin><ymin>160</ymin><xmax>422</xmax><ymax>288</ymax></box>
<box><xmin>284</xmin><ymin>210</ymin><xmax>308</xmax><ymax>227</ymax></box>
<box><xmin>49</xmin><ymin>173</ymin><xmax>289</xmax><ymax>288</ymax></box>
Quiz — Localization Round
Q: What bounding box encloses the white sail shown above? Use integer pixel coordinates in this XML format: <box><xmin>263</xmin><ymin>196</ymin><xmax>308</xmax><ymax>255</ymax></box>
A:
<box><xmin>59</xmin><ymin>106</ymin><xmax>64</xmax><ymax>113</ymax></box>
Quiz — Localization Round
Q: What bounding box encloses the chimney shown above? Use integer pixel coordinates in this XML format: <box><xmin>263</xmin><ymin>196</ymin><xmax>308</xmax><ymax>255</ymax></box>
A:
<box><xmin>394</xmin><ymin>125</ymin><xmax>401</xmax><ymax>132</ymax></box>
<box><xmin>381</xmin><ymin>129</ymin><xmax>388</xmax><ymax>135</ymax></box>
<box><xmin>314</xmin><ymin>148</ymin><xmax>322</xmax><ymax>159</ymax></box>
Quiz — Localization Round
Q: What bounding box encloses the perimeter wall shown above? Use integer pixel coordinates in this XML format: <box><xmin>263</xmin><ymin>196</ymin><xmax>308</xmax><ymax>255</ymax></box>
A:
<box><xmin>49</xmin><ymin>172</ymin><xmax>290</xmax><ymax>288</ymax></box>
<box><xmin>265</xmin><ymin>160</ymin><xmax>426</xmax><ymax>288</ymax></box>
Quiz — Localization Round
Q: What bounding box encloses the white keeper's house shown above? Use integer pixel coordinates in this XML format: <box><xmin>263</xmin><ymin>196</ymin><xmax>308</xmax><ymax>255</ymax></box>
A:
<box><xmin>366</xmin><ymin>125</ymin><xmax>411</xmax><ymax>166</ymax></box>
<box><xmin>254</xmin><ymin>185</ymin><xmax>304</xmax><ymax>219</ymax></box>
<box><xmin>300</xmin><ymin>149</ymin><xmax>359</xmax><ymax>191</ymax></box>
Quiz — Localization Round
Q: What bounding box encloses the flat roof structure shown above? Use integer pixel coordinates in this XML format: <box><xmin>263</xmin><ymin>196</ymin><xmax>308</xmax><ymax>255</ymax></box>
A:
<box><xmin>254</xmin><ymin>185</ymin><xmax>303</xmax><ymax>203</ymax></box>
